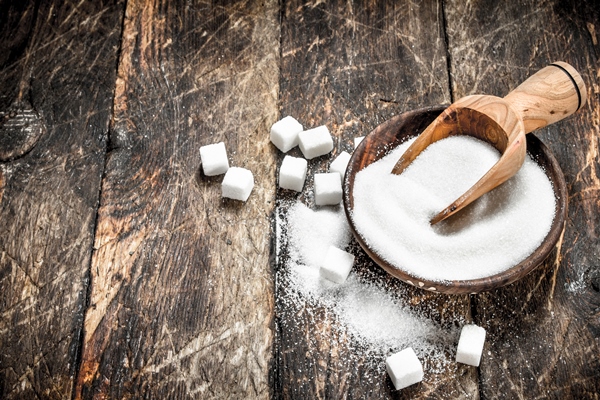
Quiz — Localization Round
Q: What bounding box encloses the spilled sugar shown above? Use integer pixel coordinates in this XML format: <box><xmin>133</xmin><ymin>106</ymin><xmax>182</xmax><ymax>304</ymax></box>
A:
<box><xmin>333</xmin><ymin>277</ymin><xmax>449</xmax><ymax>354</ymax></box>
<box><xmin>277</xmin><ymin>201</ymin><xmax>460</xmax><ymax>375</ymax></box>
<box><xmin>275</xmin><ymin>135</ymin><xmax>556</xmax><ymax>387</ymax></box>
<box><xmin>351</xmin><ymin>136</ymin><xmax>556</xmax><ymax>281</ymax></box>
<box><xmin>286</xmin><ymin>202</ymin><xmax>352</xmax><ymax>268</ymax></box>
<box><xmin>566</xmin><ymin>267</ymin><xmax>587</xmax><ymax>293</ymax></box>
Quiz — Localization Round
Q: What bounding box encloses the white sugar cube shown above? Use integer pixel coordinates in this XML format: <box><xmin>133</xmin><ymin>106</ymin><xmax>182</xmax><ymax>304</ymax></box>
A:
<box><xmin>298</xmin><ymin>125</ymin><xmax>333</xmax><ymax>159</ymax></box>
<box><xmin>329</xmin><ymin>151</ymin><xmax>351</xmax><ymax>181</ymax></box>
<box><xmin>354</xmin><ymin>136</ymin><xmax>364</xmax><ymax>148</ymax></box>
<box><xmin>200</xmin><ymin>142</ymin><xmax>229</xmax><ymax>176</ymax></box>
<box><xmin>456</xmin><ymin>325</ymin><xmax>487</xmax><ymax>367</ymax></box>
<box><xmin>386</xmin><ymin>347</ymin><xmax>424</xmax><ymax>390</ymax></box>
<box><xmin>270</xmin><ymin>116</ymin><xmax>303</xmax><ymax>153</ymax></box>
<box><xmin>222</xmin><ymin>167</ymin><xmax>254</xmax><ymax>202</ymax></box>
<box><xmin>279</xmin><ymin>155</ymin><xmax>308</xmax><ymax>192</ymax></box>
<box><xmin>320</xmin><ymin>246</ymin><xmax>355</xmax><ymax>283</ymax></box>
<box><xmin>314</xmin><ymin>172</ymin><xmax>342</xmax><ymax>206</ymax></box>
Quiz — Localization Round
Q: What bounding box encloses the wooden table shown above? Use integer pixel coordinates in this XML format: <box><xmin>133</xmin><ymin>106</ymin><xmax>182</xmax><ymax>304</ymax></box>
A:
<box><xmin>1</xmin><ymin>1</ymin><xmax>599</xmax><ymax>398</ymax></box>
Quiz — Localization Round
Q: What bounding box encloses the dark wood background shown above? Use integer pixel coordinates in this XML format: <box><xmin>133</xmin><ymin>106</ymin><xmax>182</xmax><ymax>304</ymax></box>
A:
<box><xmin>1</xmin><ymin>0</ymin><xmax>598</xmax><ymax>399</ymax></box>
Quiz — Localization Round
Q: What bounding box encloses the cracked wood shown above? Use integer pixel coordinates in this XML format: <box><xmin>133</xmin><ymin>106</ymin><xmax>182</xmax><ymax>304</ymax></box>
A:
<box><xmin>0</xmin><ymin>0</ymin><xmax>599</xmax><ymax>399</ymax></box>
<box><xmin>0</xmin><ymin>0</ymin><xmax>125</xmax><ymax>399</ymax></box>
<box><xmin>74</xmin><ymin>0</ymin><xmax>279</xmax><ymax>398</ymax></box>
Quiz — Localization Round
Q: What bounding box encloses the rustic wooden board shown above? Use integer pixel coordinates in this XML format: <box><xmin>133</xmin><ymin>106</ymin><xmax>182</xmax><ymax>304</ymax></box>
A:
<box><xmin>445</xmin><ymin>0</ymin><xmax>600</xmax><ymax>398</ymax></box>
<box><xmin>274</xmin><ymin>1</ymin><xmax>477</xmax><ymax>398</ymax></box>
<box><xmin>1</xmin><ymin>0</ymin><xmax>599</xmax><ymax>398</ymax></box>
<box><xmin>0</xmin><ymin>0</ymin><xmax>124</xmax><ymax>398</ymax></box>
<box><xmin>74</xmin><ymin>0</ymin><xmax>279</xmax><ymax>398</ymax></box>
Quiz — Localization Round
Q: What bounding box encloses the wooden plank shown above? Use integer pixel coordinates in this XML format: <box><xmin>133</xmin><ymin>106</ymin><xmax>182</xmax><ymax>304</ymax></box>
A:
<box><xmin>274</xmin><ymin>1</ymin><xmax>478</xmax><ymax>398</ymax></box>
<box><xmin>74</xmin><ymin>0</ymin><xmax>279</xmax><ymax>398</ymax></box>
<box><xmin>444</xmin><ymin>0</ymin><xmax>600</xmax><ymax>397</ymax></box>
<box><xmin>0</xmin><ymin>0</ymin><xmax>124</xmax><ymax>398</ymax></box>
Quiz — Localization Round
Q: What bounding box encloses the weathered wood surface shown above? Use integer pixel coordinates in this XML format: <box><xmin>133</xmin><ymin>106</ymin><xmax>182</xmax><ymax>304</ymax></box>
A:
<box><xmin>0</xmin><ymin>1</ymin><xmax>124</xmax><ymax>398</ymax></box>
<box><xmin>445</xmin><ymin>1</ymin><xmax>600</xmax><ymax>399</ymax></box>
<box><xmin>0</xmin><ymin>0</ymin><xmax>598</xmax><ymax>399</ymax></box>
<box><xmin>74</xmin><ymin>0</ymin><xmax>279</xmax><ymax>398</ymax></box>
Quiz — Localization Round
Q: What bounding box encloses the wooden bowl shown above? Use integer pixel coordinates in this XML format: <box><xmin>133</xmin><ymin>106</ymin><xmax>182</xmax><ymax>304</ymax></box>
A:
<box><xmin>343</xmin><ymin>106</ymin><xmax>568</xmax><ymax>294</ymax></box>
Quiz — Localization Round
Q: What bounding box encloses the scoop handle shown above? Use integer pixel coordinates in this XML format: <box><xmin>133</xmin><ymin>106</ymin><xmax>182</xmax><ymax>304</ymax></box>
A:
<box><xmin>503</xmin><ymin>62</ymin><xmax>587</xmax><ymax>134</ymax></box>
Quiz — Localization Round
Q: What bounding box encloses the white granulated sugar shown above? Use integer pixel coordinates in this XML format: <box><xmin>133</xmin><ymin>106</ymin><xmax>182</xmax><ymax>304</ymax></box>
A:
<box><xmin>281</xmin><ymin>200</ymin><xmax>458</xmax><ymax>370</ymax></box>
<box><xmin>333</xmin><ymin>277</ymin><xmax>448</xmax><ymax>352</ymax></box>
<box><xmin>351</xmin><ymin>136</ymin><xmax>556</xmax><ymax>281</ymax></box>
<box><xmin>286</xmin><ymin>202</ymin><xmax>351</xmax><ymax>268</ymax></box>
<box><xmin>566</xmin><ymin>267</ymin><xmax>587</xmax><ymax>293</ymax></box>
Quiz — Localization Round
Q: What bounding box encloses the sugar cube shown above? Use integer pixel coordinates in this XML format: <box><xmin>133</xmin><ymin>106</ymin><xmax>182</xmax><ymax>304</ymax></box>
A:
<box><xmin>386</xmin><ymin>347</ymin><xmax>424</xmax><ymax>390</ymax></box>
<box><xmin>270</xmin><ymin>116</ymin><xmax>303</xmax><ymax>153</ymax></box>
<box><xmin>329</xmin><ymin>151</ymin><xmax>351</xmax><ymax>181</ymax></box>
<box><xmin>279</xmin><ymin>155</ymin><xmax>308</xmax><ymax>192</ymax></box>
<box><xmin>320</xmin><ymin>246</ymin><xmax>355</xmax><ymax>283</ymax></box>
<box><xmin>456</xmin><ymin>324</ymin><xmax>486</xmax><ymax>367</ymax></box>
<box><xmin>314</xmin><ymin>172</ymin><xmax>342</xmax><ymax>206</ymax></box>
<box><xmin>354</xmin><ymin>136</ymin><xmax>364</xmax><ymax>148</ymax></box>
<box><xmin>298</xmin><ymin>125</ymin><xmax>333</xmax><ymax>159</ymax></box>
<box><xmin>222</xmin><ymin>167</ymin><xmax>254</xmax><ymax>202</ymax></box>
<box><xmin>200</xmin><ymin>142</ymin><xmax>229</xmax><ymax>176</ymax></box>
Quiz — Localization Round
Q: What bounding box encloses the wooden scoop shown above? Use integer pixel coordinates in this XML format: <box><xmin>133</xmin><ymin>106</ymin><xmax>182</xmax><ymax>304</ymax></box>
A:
<box><xmin>392</xmin><ymin>62</ymin><xmax>586</xmax><ymax>224</ymax></box>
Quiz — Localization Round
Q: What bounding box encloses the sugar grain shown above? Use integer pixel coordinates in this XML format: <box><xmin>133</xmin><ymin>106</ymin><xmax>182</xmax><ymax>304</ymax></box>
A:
<box><xmin>351</xmin><ymin>136</ymin><xmax>556</xmax><ymax>281</ymax></box>
<box><xmin>279</xmin><ymin>201</ymin><xmax>459</xmax><ymax>372</ymax></box>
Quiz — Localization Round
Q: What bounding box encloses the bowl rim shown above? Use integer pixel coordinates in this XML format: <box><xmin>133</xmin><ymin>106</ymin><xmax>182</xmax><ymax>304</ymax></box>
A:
<box><xmin>342</xmin><ymin>105</ymin><xmax>568</xmax><ymax>294</ymax></box>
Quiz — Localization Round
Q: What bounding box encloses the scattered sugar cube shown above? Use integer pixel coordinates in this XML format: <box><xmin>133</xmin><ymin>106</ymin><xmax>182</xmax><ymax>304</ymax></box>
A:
<box><xmin>314</xmin><ymin>172</ymin><xmax>342</xmax><ymax>206</ymax></box>
<box><xmin>270</xmin><ymin>116</ymin><xmax>303</xmax><ymax>153</ymax></box>
<box><xmin>354</xmin><ymin>136</ymin><xmax>364</xmax><ymax>148</ymax></box>
<box><xmin>329</xmin><ymin>151</ymin><xmax>351</xmax><ymax>181</ymax></box>
<box><xmin>386</xmin><ymin>347</ymin><xmax>424</xmax><ymax>390</ymax></box>
<box><xmin>222</xmin><ymin>167</ymin><xmax>254</xmax><ymax>202</ymax></box>
<box><xmin>320</xmin><ymin>246</ymin><xmax>355</xmax><ymax>283</ymax></box>
<box><xmin>200</xmin><ymin>142</ymin><xmax>229</xmax><ymax>176</ymax></box>
<box><xmin>298</xmin><ymin>125</ymin><xmax>333</xmax><ymax>159</ymax></box>
<box><xmin>279</xmin><ymin>155</ymin><xmax>308</xmax><ymax>192</ymax></box>
<box><xmin>456</xmin><ymin>324</ymin><xmax>487</xmax><ymax>367</ymax></box>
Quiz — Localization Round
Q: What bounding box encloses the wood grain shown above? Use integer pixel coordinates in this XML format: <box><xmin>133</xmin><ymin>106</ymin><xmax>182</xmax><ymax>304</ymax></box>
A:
<box><xmin>445</xmin><ymin>0</ymin><xmax>600</xmax><ymax>397</ymax></box>
<box><xmin>274</xmin><ymin>1</ymin><xmax>476</xmax><ymax>398</ymax></box>
<box><xmin>0</xmin><ymin>0</ymin><xmax>124</xmax><ymax>398</ymax></box>
<box><xmin>0</xmin><ymin>0</ymin><xmax>598</xmax><ymax>398</ymax></box>
<box><xmin>0</xmin><ymin>101</ymin><xmax>46</xmax><ymax>162</ymax></box>
<box><xmin>74</xmin><ymin>0</ymin><xmax>279</xmax><ymax>398</ymax></box>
